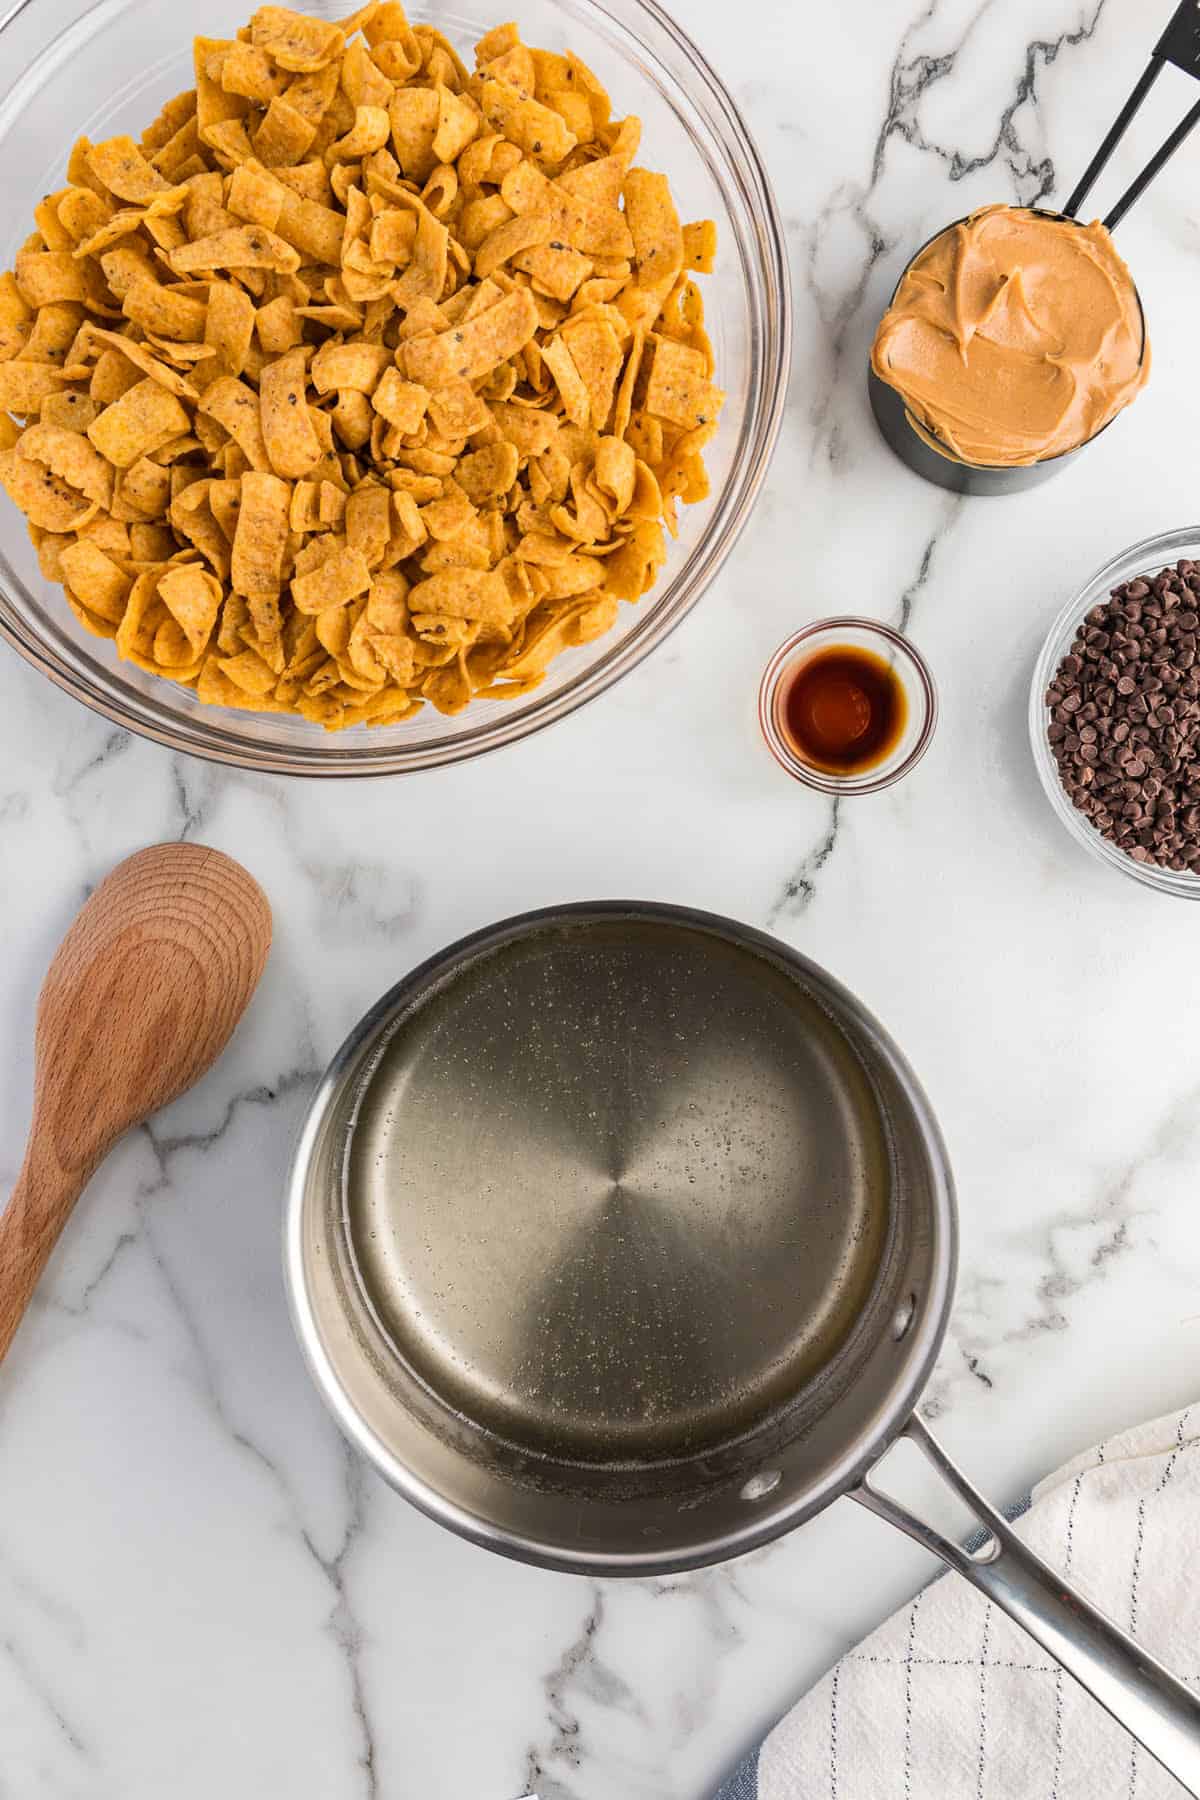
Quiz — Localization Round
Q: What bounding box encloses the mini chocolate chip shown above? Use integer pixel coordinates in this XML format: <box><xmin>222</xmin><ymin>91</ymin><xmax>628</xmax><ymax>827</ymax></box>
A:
<box><xmin>1048</xmin><ymin>565</ymin><xmax>1200</xmax><ymax>871</ymax></box>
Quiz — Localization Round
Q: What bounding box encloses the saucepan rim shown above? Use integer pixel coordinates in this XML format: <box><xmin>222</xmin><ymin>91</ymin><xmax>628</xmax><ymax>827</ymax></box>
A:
<box><xmin>284</xmin><ymin>902</ymin><xmax>958</xmax><ymax>1574</ymax></box>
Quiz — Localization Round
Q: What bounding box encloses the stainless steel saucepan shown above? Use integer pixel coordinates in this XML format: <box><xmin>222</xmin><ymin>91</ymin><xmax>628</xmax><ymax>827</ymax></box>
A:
<box><xmin>285</xmin><ymin>904</ymin><xmax>1200</xmax><ymax>1792</ymax></box>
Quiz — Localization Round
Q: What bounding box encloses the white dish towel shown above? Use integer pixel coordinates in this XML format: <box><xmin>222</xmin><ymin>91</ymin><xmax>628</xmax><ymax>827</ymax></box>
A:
<box><xmin>716</xmin><ymin>1405</ymin><xmax>1199</xmax><ymax>1799</ymax></box>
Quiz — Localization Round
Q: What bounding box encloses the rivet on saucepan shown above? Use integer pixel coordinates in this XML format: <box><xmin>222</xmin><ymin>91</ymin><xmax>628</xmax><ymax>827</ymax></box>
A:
<box><xmin>741</xmin><ymin>1470</ymin><xmax>782</xmax><ymax>1502</ymax></box>
<box><xmin>892</xmin><ymin>1294</ymin><xmax>917</xmax><ymax>1341</ymax></box>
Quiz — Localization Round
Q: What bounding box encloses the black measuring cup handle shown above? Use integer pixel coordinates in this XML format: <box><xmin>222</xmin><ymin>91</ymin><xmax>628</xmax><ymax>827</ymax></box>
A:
<box><xmin>852</xmin><ymin>1414</ymin><xmax>1200</xmax><ymax>1797</ymax></box>
<box><xmin>1066</xmin><ymin>0</ymin><xmax>1200</xmax><ymax>230</ymax></box>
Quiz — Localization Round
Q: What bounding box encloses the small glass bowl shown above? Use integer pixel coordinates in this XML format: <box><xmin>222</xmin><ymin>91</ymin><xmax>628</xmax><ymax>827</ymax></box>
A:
<box><xmin>1030</xmin><ymin>528</ymin><xmax>1200</xmax><ymax>899</ymax></box>
<box><xmin>758</xmin><ymin>618</ymin><xmax>938</xmax><ymax>795</ymax></box>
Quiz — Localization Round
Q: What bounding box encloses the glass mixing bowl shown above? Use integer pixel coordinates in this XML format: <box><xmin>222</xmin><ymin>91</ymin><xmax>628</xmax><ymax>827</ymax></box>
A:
<box><xmin>1030</xmin><ymin>527</ymin><xmax>1200</xmax><ymax>899</ymax></box>
<box><xmin>0</xmin><ymin>0</ymin><xmax>789</xmax><ymax>775</ymax></box>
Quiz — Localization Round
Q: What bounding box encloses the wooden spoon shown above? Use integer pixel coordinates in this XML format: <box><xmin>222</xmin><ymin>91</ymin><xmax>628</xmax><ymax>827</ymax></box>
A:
<box><xmin>0</xmin><ymin>843</ymin><xmax>272</xmax><ymax>1364</ymax></box>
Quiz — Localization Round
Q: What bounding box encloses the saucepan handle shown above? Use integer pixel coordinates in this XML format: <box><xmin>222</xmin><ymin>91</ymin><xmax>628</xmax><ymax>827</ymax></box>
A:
<box><xmin>851</xmin><ymin>1414</ymin><xmax>1200</xmax><ymax>1797</ymax></box>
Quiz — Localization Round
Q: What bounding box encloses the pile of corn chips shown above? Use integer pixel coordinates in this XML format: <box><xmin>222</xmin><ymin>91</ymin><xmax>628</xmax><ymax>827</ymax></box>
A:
<box><xmin>0</xmin><ymin>3</ymin><xmax>723</xmax><ymax>728</ymax></box>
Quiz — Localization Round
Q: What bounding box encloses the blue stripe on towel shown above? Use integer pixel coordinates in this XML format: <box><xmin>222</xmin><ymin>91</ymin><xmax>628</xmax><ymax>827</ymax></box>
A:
<box><xmin>713</xmin><ymin>1746</ymin><xmax>759</xmax><ymax>1798</ymax></box>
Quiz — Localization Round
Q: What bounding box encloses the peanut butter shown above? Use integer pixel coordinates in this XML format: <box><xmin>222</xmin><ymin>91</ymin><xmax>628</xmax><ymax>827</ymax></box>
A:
<box><xmin>871</xmin><ymin>205</ymin><xmax>1149</xmax><ymax>468</ymax></box>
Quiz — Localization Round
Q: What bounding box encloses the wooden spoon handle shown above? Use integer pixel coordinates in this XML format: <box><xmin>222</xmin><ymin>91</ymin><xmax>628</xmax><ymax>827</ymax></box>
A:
<box><xmin>0</xmin><ymin>1140</ymin><xmax>87</xmax><ymax>1364</ymax></box>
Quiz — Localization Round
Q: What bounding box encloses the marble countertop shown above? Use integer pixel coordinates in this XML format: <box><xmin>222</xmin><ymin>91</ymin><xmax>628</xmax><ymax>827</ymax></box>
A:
<box><xmin>5</xmin><ymin>0</ymin><xmax>1200</xmax><ymax>1794</ymax></box>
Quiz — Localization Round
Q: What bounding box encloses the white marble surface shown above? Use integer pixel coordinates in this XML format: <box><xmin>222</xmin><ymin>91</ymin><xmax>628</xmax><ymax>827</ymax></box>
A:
<box><xmin>4</xmin><ymin>0</ymin><xmax>1200</xmax><ymax>1794</ymax></box>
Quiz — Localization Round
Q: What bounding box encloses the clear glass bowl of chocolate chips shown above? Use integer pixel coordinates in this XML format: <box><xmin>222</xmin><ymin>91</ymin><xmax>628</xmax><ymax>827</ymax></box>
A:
<box><xmin>1031</xmin><ymin>528</ymin><xmax>1200</xmax><ymax>898</ymax></box>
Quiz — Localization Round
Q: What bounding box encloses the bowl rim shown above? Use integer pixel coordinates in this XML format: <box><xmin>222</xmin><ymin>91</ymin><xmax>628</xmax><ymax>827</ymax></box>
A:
<box><xmin>1029</xmin><ymin>525</ymin><xmax>1200</xmax><ymax>899</ymax></box>
<box><xmin>0</xmin><ymin>0</ymin><xmax>792</xmax><ymax>777</ymax></box>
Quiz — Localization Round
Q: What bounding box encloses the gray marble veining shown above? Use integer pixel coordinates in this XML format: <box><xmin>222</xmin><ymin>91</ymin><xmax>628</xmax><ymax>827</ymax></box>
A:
<box><xmin>3</xmin><ymin>1</ymin><xmax>1200</xmax><ymax>1796</ymax></box>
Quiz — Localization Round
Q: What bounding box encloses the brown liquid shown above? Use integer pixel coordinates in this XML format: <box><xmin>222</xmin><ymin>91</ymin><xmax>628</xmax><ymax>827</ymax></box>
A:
<box><xmin>780</xmin><ymin>645</ymin><xmax>906</xmax><ymax>775</ymax></box>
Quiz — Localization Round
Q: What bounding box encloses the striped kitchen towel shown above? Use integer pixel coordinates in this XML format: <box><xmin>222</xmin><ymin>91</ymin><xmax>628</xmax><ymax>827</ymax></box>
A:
<box><xmin>715</xmin><ymin>1405</ymin><xmax>1199</xmax><ymax>1798</ymax></box>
